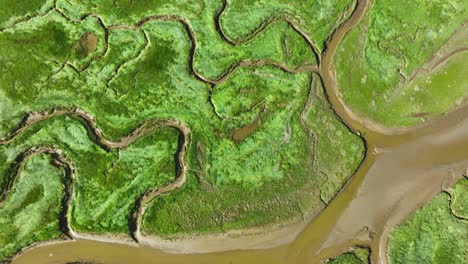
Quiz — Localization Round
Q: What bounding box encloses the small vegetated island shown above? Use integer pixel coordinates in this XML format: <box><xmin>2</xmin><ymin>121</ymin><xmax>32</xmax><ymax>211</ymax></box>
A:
<box><xmin>0</xmin><ymin>0</ymin><xmax>466</xmax><ymax>263</ymax></box>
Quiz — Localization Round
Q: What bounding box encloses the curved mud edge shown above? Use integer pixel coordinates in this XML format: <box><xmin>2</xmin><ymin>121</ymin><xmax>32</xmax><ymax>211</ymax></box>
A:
<box><xmin>320</xmin><ymin>0</ymin><xmax>468</xmax><ymax>138</ymax></box>
<box><xmin>6</xmin><ymin>239</ymin><xmax>71</xmax><ymax>264</ymax></box>
<box><xmin>10</xmin><ymin>211</ymin><xmax>316</xmax><ymax>261</ymax></box>
<box><xmin>374</xmin><ymin>168</ymin><xmax>466</xmax><ymax>264</ymax></box>
<box><xmin>137</xmin><ymin>211</ymin><xmax>318</xmax><ymax>254</ymax></box>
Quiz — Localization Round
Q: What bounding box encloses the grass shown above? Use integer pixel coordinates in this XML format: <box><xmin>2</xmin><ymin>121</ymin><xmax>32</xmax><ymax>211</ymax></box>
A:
<box><xmin>448</xmin><ymin>177</ymin><xmax>467</xmax><ymax>219</ymax></box>
<box><xmin>335</xmin><ymin>0</ymin><xmax>467</xmax><ymax>127</ymax></box>
<box><xmin>141</xmin><ymin>72</ymin><xmax>364</xmax><ymax>236</ymax></box>
<box><xmin>0</xmin><ymin>0</ymin><xmax>367</xmax><ymax>260</ymax></box>
<box><xmin>0</xmin><ymin>0</ymin><xmax>53</xmax><ymax>28</ymax></box>
<box><xmin>5</xmin><ymin>0</ymin><xmax>464</xmax><ymax>261</ymax></box>
<box><xmin>326</xmin><ymin>247</ymin><xmax>370</xmax><ymax>264</ymax></box>
<box><xmin>0</xmin><ymin>11</ymin><xmax>106</xmax><ymax>135</ymax></box>
<box><xmin>220</xmin><ymin>0</ymin><xmax>355</xmax><ymax>51</ymax></box>
<box><xmin>0</xmin><ymin>154</ymin><xmax>64</xmax><ymax>261</ymax></box>
<box><xmin>1</xmin><ymin>116</ymin><xmax>178</xmax><ymax>235</ymax></box>
<box><xmin>58</xmin><ymin>0</ymin><xmax>317</xmax><ymax>81</ymax></box>
<box><xmin>387</xmin><ymin>177</ymin><xmax>468</xmax><ymax>264</ymax></box>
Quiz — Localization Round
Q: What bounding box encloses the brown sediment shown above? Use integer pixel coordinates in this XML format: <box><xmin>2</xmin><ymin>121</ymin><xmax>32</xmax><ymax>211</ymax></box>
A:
<box><xmin>0</xmin><ymin>3</ymin><xmax>109</xmax><ymax>75</ymax></box>
<box><xmin>429</xmin><ymin>47</ymin><xmax>468</xmax><ymax>70</ymax></box>
<box><xmin>212</xmin><ymin>60</ymin><xmax>319</xmax><ymax>85</ymax></box>
<box><xmin>52</xmin><ymin>6</ymin><xmax>109</xmax><ymax>73</ymax></box>
<box><xmin>0</xmin><ymin>1</ymin><xmax>321</xmax><ymax>86</ymax></box>
<box><xmin>131</xmin><ymin>119</ymin><xmax>191</xmax><ymax>243</ymax></box>
<box><xmin>443</xmin><ymin>177</ymin><xmax>468</xmax><ymax>221</ymax></box>
<box><xmin>5</xmin><ymin>0</ymin><xmax>366</xmax><ymax>262</ymax></box>
<box><xmin>1</xmin><ymin>0</ymin><xmax>323</xmax><ymax>124</ymax></box>
<box><xmin>232</xmin><ymin>117</ymin><xmax>261</xmax><ymax>143</ymax></box>
<box><xmin>317</xmin><ymin>0</ymin><xmax>466</xmax><ymax>140</ymax></box>
<box><xmin>374</xmin><ymin>172</ymin><xmax>466</xmax><ymax>264</ymax></box>
<box><xmin>323</xmin><ymin>246</ymin><xmax>371</xmax><ymax>263</ymax></box>
<box><xmin>54</xmin><ymin>1</ymin><xmax>323</xmax><ymax>86</ymax></box>
<box><xmin>319</xmin><ymin>0</ymin><xmax>374</xmax><ymax>136</ymax></box>
<box><xmin>0</xmin><ymin>107</ymin><xmax>190</xmax><ymax>150</ymax></box>
<box><xmin>74</xmin><ymin>32</ymin><xmax>97</xmax><ymax>57</ymax></box>
<box><xmin>9</xmin><ymin>1</ymin><xmax>365</xmax><ymax>261</ymax></box>
<box><xmin>306</xmin><ymin>1</ymin><xmax>468</xmax><ymax>263</ymax></box>
<box><xmin>411</xmin><ymin>112</ymin><xmax>431</xmax><ymax>118</ymax></box>
<box><xmin>327</xmin><ymin>0</ymin><xmax>359</xmax><ymax>46</ymax></box>
<box><xmin>0</xmin><ymin>1</ymin><xmax>324</xmax><ymax>258</ymax></box>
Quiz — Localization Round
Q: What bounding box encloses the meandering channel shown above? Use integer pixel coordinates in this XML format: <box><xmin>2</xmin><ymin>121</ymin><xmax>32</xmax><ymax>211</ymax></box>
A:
<box><xmin>0</xmin><ymin>146</ymin><xmax>75</xmax><ymax>239</ymax></box>
<box><xmin>0</xmin><ymin>107</ymin><xmax>191</xmax><ymax>248</ymax></box>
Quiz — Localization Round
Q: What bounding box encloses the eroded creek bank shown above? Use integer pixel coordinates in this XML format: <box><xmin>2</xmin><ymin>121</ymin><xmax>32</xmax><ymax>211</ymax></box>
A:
<box><xmin>10</xmin><ymin>0</ymin><xmax>468</xmax><ymax>263</ymax></box>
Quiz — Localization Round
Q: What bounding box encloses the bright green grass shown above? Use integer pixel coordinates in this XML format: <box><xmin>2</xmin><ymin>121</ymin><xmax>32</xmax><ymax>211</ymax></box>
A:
<box><xmin>335</xmin><ymin>0</ymin><xmax>467</xmax><ymax>127</ymax></box>
<box><xmin>141</xmin><ymin>73</ymin><xmax>364</xmax><ymax>236</ymax></box>
<box><xmin>220</xmin><ymin>0</ymin><xmax>355</xmax><ymax>51</ymax></box>
<box><xmin>57</xmin><ymin>0</ymin><xmax>317</xmax><ymax>81</ymax></box>
<box><xmin>387</xmin><ymin>178</ymin><xmax>468</xmax><ymax>264</ymax></box>
<box><xmin>0</xmin><ymin>6</ymin><xmax>315</xmax><ymax>139</ymax></box>
<box><xmin>210</xmin><ymin>67</ymin><xmax>311</xmax><ymax>186</ymax></box>
<box><xmin>0</xmin><ymin>11</ymin><xmax>106</xmax><ymax>135</ymax></box>
<box><xmin>0</xmin><ymin>0</ymin><xmax>365</xmax><ymax>260</ymax></box>
<box><xmin>0</xmin><ymin>154</ymin><xmax>64</xmax><ymax>261</ymax></box>
<box><xmin>327</xmin><ymin>247</ymin><xmax>370</xmax><ymax>264</ymax></box>
<box><xmin>0</xmin><ymin>117</ymin><xmax>178</xmax><ymax>234</ymax></box>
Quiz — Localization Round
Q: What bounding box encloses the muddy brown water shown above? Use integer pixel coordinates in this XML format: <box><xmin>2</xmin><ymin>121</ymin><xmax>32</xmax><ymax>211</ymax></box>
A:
<box><xmin>11</xmin><ymin>0</ymin><xmax>468</xmax><ymax>263</ymax></box>
<box><xmin>86</xmin><ymin>33</ymin><xmax>97</xmax><ymax>54</ymax></box>
<box><xmin>74</xmin><ymin>32</ymin><xmax>97</xmax><ymax>57</ymax></box>
<box><xmin>232</xmin><ymin>118</ymin><xmax>260</xmax><ymax>142</ymax></box>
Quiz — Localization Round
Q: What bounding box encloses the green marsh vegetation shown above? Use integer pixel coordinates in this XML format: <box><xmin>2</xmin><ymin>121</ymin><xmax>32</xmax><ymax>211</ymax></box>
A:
<box><xmin>0</xmin><ymin>0</ymin><xmax>367</xmax><ymax>260</ymax></box>
<box><xmin>326</xmin><ymin>247</ymin><xmax>370</xmax><ymax>264</ymax></box>
<box><xmin>0</xmin><ymin>154</ymin><xmax>64</xmax><ymax>260</ymax></box>
<box><xmin>0</xmin><ymin>116</ymin><xmax>178</xmax><ymax>235</ymax></box>
<box><xmin>0</xmin><ymin>0</ymin><xmax>465</xmax><ymax>262</ymax></box>
<box><xmin>56</xmin><ymin>0</ymin><xmax>318</xmax><ymax>81</ymax></box>
<box><xmin>387</xmin><ymin>177</ymin><xmax>468</xmax><ymax>264</ymax></box>
<box><xmin>335</xmin><ymin>0</ymin><xmax>467</xmax><ymax>127</ymax></box>
<box><xmin>0</xmin><ymin>0</ymin><xmax>54</xmax><ymax>29</ymax></box>
<box><xmin>220</xmin><ymin>0</ymin><xmax>355</xmax><ymax>51</ymax></box>
<box><xmin>142</xmin><ymin>72</ymin><xmax>364</xmax><ymax>236</ymax></box>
